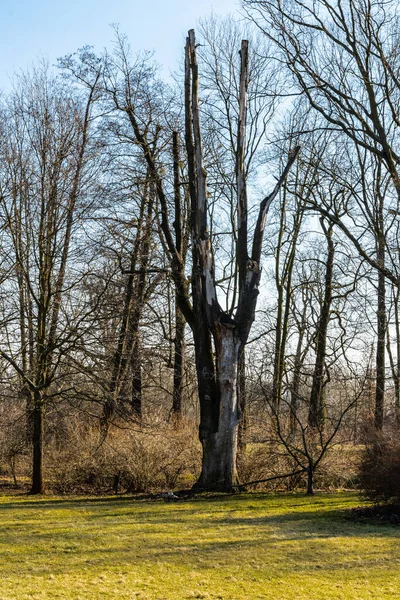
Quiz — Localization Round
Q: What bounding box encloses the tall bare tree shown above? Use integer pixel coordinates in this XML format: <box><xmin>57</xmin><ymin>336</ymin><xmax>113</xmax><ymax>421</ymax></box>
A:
<box><xmin>0</xmin><ymin>63</ymin><xmax>102</xmax><ymax>493</ymax></box>
<box><xmin>102</xmin><ymin>30</ymin><xmax>299</xmax><ymax>490</ymax></box>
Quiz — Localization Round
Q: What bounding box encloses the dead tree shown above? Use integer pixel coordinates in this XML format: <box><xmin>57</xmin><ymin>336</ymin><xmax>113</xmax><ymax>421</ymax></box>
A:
<box><xmin>185</xmin><ymin>31</ymin><xmax>299</xmax><ymax>490</ymax></box>
<box><xmin>106</xmin><ymin>30</ymin><xmax>299</xmax><ymax>491</ymax></box>
<box><xmin>184</xmin><ymin>32</ymin><xmax>299</xmax><ymax>490</ymax></box>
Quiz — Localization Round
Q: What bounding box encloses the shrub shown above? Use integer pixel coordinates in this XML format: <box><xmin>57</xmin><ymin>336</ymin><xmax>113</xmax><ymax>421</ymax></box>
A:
<box><xmin>46</xmin><ymin>418</ymin><xmax>201</xmax><ymax>494</ymax></box>
<box><xmin>0</xmin><ymin>403</ymin><xmax>29</xmax><ymax>485</ymax></box>
<box><xmin>358</xmin><ymin>434</ymin><xmax>400</xmax><ymax>505</ymax></box>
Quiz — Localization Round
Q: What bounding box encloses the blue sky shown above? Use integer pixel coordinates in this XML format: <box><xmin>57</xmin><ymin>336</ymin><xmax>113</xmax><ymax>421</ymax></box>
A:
<box><xmin>0</xmin><ymin>0</ymin><xmax>241</xmax><ymax>90</ymax></box>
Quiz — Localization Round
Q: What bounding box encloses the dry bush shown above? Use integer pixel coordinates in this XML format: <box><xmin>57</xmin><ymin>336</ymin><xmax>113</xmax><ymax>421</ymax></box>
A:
<box><xmin>238</xmin><ymin>441</ymin><xmax>303</xmax><ymax>491</ymax></box>
<box><xmin>315</xmin><ymin>444</ymin><xmax>361</xmax><ymax>490</ymax></box>
<box><xmin>46</xmin><ymin>417</ymin><xmax>201</xmax><ymax>494</ymax></box>
<box><xmin>358</xmin><ymin>433</ymin><xmax>400</xmax><ymax>505</ymax></box>
<box><xmin>238</xmin><ymin>419</ymin><xmax>361</xmax><ymax>493</ymax></box>
<box><xmin>0</xmin><ymin>402</ymin><xmax>29</xmax><ymax>485</ymax></box>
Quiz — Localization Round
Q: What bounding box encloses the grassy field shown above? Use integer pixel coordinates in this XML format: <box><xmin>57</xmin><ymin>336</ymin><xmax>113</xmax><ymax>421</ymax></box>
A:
<box><xmin>0</xmin><ymin>492</ymin><xmax>399</xmax><ymax>600</ymax></box>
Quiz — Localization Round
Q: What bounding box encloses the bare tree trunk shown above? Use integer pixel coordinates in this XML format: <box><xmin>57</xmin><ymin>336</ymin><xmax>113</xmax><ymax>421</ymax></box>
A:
<box><xmin>172</xmin><ymin>305</ymin><xmax>185</xmax><ymax>419</ymax></box>
<box><xmin>272</xmin><ymin>224</ymin><xmax>285</xmax><ymax>409</ymax></box>
<box><xmin>116</xmin><ymin>30</ymin><xmax>299</xmax><ymax>491</ymax></box>
<box><xmin>30</xmin><ymin>390</ymin><xmax>44</xmax><ymax>495</ymax></box>
<box><xmin>131</xmin><ymin>334</ymin><xmax>142</xmax><ymax>419</ymax></box>
<box><xmin>10</xmin><ymin>455</ymin><xmax>18</xmax><ymax>487</ymax></box>
<box><xmin>195</xmin><ymin>327</ymin><xmax>241</xmax><ymax>490</ymax></box>
<box><xmin>393</xmin><ymin>287</ymin><xmax>400</xmax><ymax>425</ymax></box>
<box><xmin>306</xmin><ymin>465</ymin><xmax>314</xmax><ymax>496</ymax></box>
<box><xmin>308</xmin><ymin>219</ymin><xmax>334</xmax><ymax>428</ymax></box>
<box><xmin>103</xmin><ymin>210</ymin><xmax>146</xmax><ymax>422</ymax></box>
<box><xmin>273</xmin><ymin>188</ymin><xmax>305</xmax><ymax>410</ymax></box>
<box><xmin>237</xmin><ymin>349</ymin><xmax>247</xmax><ymax>456</ymax></box>
<box><xmin>171</xmin><ymin>132</ymin><xmax>188</xmax><ymax>421</ymax></box>
<box><xmin>102</xmin><ymin>179</ymin><xmax>157</xmax><ymax>427</ymax></box>
<box><xmin>290</xmin><ymin>291</ymin><xmax>308</xmax><ymax>434</ymax></box>
<box><xmin>375</xmin><ymin>234</ymin><xmax>386</xmax><ymax>430</ymax></box>
<box><xmin>187</xmin><ymin>31</ymin><xmax>298</xmax><ymax>489</ymax></box>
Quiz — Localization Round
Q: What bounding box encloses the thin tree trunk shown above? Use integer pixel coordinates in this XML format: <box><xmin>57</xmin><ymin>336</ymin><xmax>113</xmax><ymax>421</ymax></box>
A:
<box><xmin>103</xmin><ymin>179</ymin><xmax>156</xmax><ymax>426</ymax></box>
<box><xmin>130</xmin><ymin>334</ymin><xmax>142</xmax><ymax>419</ymax></box>
<box><xmin>172</xmin><ymin>304</ymin><xmax>186</xmax><ymax>419</ymax></box>
<box><xmin>273</xmin><ymin>190</ymin><xmax>305</xmax><ymax>410</ymax></box>
<box><xmin>290</xmin><ymin>292</ymin><xmax>308</xmax><ymax>434</ymax></box>
<box><xmin>394</xmin><ymin>288</ymin><xmax>400</xmax><ymax>425</ymax></box>
<box><xmin>306</xmin><ymin>465</ymin><xmax>314</xmax><ymax>495</ymax></box>
<box><xmin>237</xmin><ymin>348</ymin><xmax>247</xmax><ymax>456</ymax></box>
<box><xmin>103</xmin><ymin>208</ymin><xmax>146</xmax><ymax>423</ymax></box>
<box><xmin>374</xmin><ymin>169</ymin><xmax>387</xmax><ymax>430</ymax></box>
<box><xmin>375</xmin><ymin>237</ymin><xmax>386</xmax><ymax>430</ymax></box>
<box><xmin>171</xmin><ymin>132</ymin><xmax>188</xmax><ymax>421</ymax></box>
<box><xmin>308</xmin><ymin>220</ymin><xmax>334</xmax><ymax>428</ymax></box>
<box><xmin>10</xmin><ymin>455</ymin><xmax>18</xmax><ymax>487</ymax></box>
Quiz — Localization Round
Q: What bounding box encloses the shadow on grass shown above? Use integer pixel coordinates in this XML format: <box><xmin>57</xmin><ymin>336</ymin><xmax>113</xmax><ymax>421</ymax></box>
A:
<box><xmin>0</xmin><ymin>490</ymin><xmax>355</xmax><ymax>508</ymax></box>
<box><xmin>0</xmin><ymin>493</ymin><xmax>395</xmax><ymax>536</ymax></box>
<box><xmin>3</xmin><ymin>512</ymin><xmax>399</xmax><ymax>580</ymax></box>
<box><xmin>0</xmin><ymin>492</ymin><xmax>369</xmax><ymax>535</ymax></box>
<box><xmin>1</xmin><ymin>493</ymin><xmax>399</xmax><ymax>582</ymax></box>
<box><xmin>0</xmin><ymin>495</ymin><xmax>139</xmax><ymax>510</ymax></box>
<box><xmin>2</xmin><ymin>492</ymin><xmax>396</xmax><ymax>545</ymax></box>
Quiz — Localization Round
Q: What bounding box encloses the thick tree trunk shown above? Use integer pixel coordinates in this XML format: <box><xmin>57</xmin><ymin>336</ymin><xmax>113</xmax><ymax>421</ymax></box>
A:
<box><xmin>30</xmin><ymin>391</ymin><xmax>44</xmax><ymax>495</ymax></box>
<box><xmin>195</xmin><ymin>327</ymin><xmax>240</xmax><ymax>491</ymax></box>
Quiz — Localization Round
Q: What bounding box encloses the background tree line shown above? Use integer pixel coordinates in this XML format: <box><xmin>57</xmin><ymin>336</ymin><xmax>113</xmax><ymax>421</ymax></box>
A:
<box><xmin>0</xmin><ymin>0</ymin><xmax>399</xmax><ymax>498</ymax></box>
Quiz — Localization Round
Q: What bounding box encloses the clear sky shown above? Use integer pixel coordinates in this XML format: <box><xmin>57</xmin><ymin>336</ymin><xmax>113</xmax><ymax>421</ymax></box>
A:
<box><xmin>0</xmin><ymin>0</ymin><xmax>241</xmax><ymax>90</ymax></box>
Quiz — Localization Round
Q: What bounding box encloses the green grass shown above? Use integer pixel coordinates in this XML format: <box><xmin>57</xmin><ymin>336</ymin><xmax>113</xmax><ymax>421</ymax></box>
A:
<box><xmin>0</xmin><ymin>492</ymin><xmax>399</xmax><ymax>599</ymax></box>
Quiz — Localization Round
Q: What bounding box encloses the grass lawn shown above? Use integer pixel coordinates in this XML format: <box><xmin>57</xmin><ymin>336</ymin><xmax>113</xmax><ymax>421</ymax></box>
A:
<box><xmin>0</xmin><ymin>492</ymin><xmax>399</xmax><ymax>600</ymax></box>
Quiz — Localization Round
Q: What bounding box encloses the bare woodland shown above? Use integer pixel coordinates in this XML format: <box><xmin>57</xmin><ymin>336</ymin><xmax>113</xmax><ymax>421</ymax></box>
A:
<box><xmin>0</xmin><ymin>0</ymin><xmax>400</xmax><ymax>496</ymax></box>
